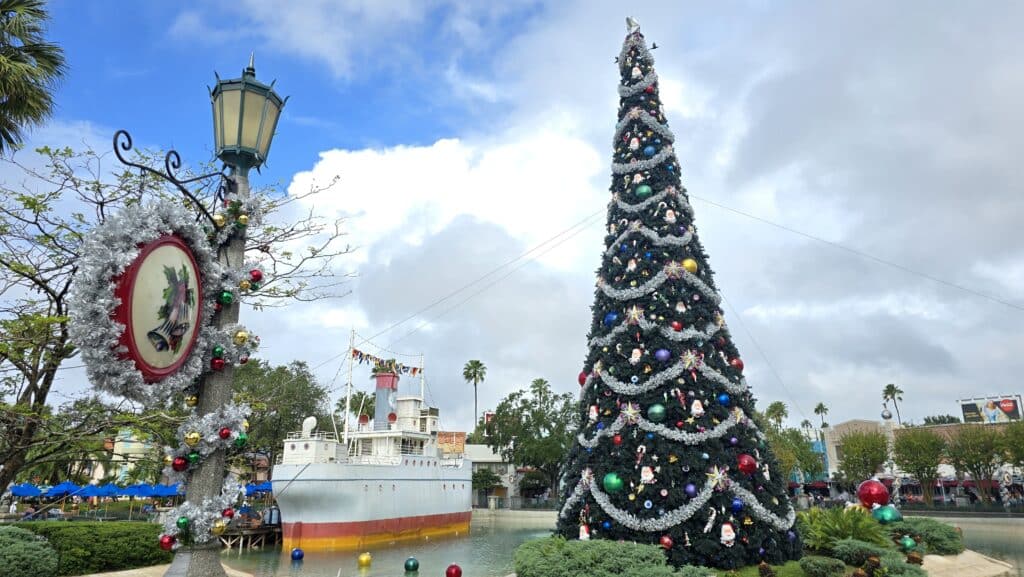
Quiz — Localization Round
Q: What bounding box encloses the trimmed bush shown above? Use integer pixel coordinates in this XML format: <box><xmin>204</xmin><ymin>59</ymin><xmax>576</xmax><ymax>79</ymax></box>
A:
<box><xmin>831</xmin><ymin>538</ymin><xmax>893</xmax><ymax>566</ymax></box>
<box><xmin>677</xmin><ymin>565</ymin><xmax>717</xmax><ymax>577</ymax></box>
<box><xmin>16</xmin><ymin>521</ymin><xmax>171</xmax><ymax>576</ymax></box>
<box><xmin>514</xmin><ymin>536</ymin><xmax>677</xmax><ymax>577</ymax></box>
<box><xmin>797</xmin><ymin>507</ymin><xmax>890</xmax><ymax>552</ymax></box>
<box><xmin>0</xmin><ymin>525</ymin><xmax>59</xmax><ymax>577</ymax></box>
<box><xmin>887</xmin><ymin>517</ymin><xmax>964</xmax><ymax>555</ymax></box>
<box><xmin>880</xmin><ymin>555</ymin><xmax>928</xmax><ymax>577</ymax></box>
<box><xmin>798</xmin><ymin>555</ymin><xmax>845</xmax><ymax>577</ymax></box>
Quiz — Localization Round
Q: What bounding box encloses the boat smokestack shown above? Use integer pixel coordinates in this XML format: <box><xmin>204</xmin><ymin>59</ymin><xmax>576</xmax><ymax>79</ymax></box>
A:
<box><xmin>374</xmin><ymin>371</ymin><xmax>399</xmax><ymax>430</ymax></box>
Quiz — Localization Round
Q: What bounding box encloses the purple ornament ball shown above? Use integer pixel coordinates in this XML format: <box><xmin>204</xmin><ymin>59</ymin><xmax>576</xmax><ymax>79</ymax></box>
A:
<box><xmin>654</xmin><ymin>348</ymin><xmax>671</xmax><ymax>362</ymax></box>
<box><xmin>684</xmin><ymin>483</ymin><xmax>697</xmax><ymax>498</ymax></box>
<box><xmin>730</xmin><ymin>436</ymin><xmax>739</xmax><ymax>446</ymax></box>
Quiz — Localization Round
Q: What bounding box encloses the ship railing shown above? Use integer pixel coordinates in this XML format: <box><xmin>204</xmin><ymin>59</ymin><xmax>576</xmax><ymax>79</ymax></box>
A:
<box><xmin>284</xmin><ymin>431</ymin><xmax>338</xmax><ymax>441</ymax></box>
<box><xmin>346</xmin><ymin>455</ymin><xmax>404</xmax><ymax>466</ymax></box>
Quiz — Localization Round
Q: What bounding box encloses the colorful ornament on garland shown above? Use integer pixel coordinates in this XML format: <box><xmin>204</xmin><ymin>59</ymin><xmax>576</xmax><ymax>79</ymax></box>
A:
<box><xmin>211</xmin><ymin>358</ymin><xmax>226</xmax><ymax>371</ymax></box>
<box><xmin>729</xmin><ymin>357</ymin><xmax>745</xmax><ymax>372</ymax></box>
<box><xmin>682</xmin><ymin>258</ymin><xmax>698</xmax><ymax>273</ymax></box>
<box><xmin>233</xmin><ymin>330</ymin><xmax>249</xmax><ymax>345</ymax></box>
<box><xmin>184</xmin><ymin>431</ymin><xmax>201</xmax><ymax>447</ymax></box>
<box><xmin>239</xmin><ymin>279</ymin><xmax>251</xmax><ymax>291</ymax></box>
<box><xmin>176</xmin><ymin>516</ymin><xmax>189</xmax><ymax>530</ymax></box>
<box><xmin>234</xmin><ymin>432</ymin><xmax>249</xmax><ymax>448</ymax></box>
<box><xmin>185</xmin><ymin>395</ymin><xmax>198</xmax><ymax>407</ymax></box>
<box><xmin>212</xmin><ymin>213</ymin><xmax>227</xmax><ymax>228</ymax></box>
<box><xmin>446</xmin><ymin>564</ymin><xmax>463</xmax><ymax>577</ymax></box>
<box><xmin>236</xmin><ymin>214</ymin><xmax>249</xmax><ymax>227</ymax></box>
<box><xmin>218</xmin><ymin>290</ymin><xmax>234</xmax><ymax>305</ymax></box>
<box><xmin>404</xmin><ymin>557</ymin><xmax>420</xmax><ymax>572</ymax></box>
<box><xmin>222</xmin><ymin>507</ymin><xmax>235</xmax><ymax>519</ymax></box>
<box><xmin>720</xmin><ymin>522</ymin><xmax>737</xmax><ymax>547</ymax></box>
<box><xmin>249</xmin><ymin>269</ymin><xmax>263</xmax><ymax>283</ymax></box>
<box><xmin>212</xmin><ymin>345</ymin><xmax>225</xmax><ymax>358</ymax></box>
<box><xmin>219</xmin><ymin>427</ymin><xmax>232</xmax><ymax>440</ymax></box>
<box><xmin>603</xmin><ymin>472</ymin><xmax>625</xmax><ymax>493</ymax></box>
<box><xmin>159</xmin><ymin>534</ymin><xmax>176</xmax><ymax>551</ymax></box>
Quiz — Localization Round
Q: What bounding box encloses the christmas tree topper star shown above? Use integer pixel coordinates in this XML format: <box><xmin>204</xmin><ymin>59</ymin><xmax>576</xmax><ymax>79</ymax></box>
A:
<box><xmin>626</xmin><ymin>17</ymin><xmax>641</xmax><ymax>34</ymax></box>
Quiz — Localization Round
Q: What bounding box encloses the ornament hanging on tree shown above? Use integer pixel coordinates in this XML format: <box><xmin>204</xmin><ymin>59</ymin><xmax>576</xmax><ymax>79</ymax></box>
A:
<box><xmin>690</xmin><ymin>399</ymin><xmax>705</xmax><ymax>417</ymax></box>
<box><xmin>579</xmin><ymin>524</ymin><xmax>591</xmax><ymax>540</ymax></box>
<box><xmin>737</xmin><ymin>454</ymin><xmax>758</xmax><ymax>475</ymax></box>
<box><xmin>720</xmin><ymin>522</ymin><xmax>737</xmax><ymax>547</ymax></box>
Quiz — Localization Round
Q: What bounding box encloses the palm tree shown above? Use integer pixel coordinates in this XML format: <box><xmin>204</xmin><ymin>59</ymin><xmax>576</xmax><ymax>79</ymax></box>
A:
<box><xmin>813</xmin><ymin>402</ymin><xmax>829</xmax><ymax>428</ymax></box>
<box><xmin>764</xmin><ymin>401</ymin><xmax>788</xmax><ymax>430</ymax></box>
<box><xmin>335</xmin><ymin>390</ymin><xmax>375</xmax><ymax>420</ymax></box>
<box><xmin>462</xmin><ymin>360</ymin><xmax>487</xmax><ymax>427</ymax></box>
<box><xmin>883</xmin><ymin>383</ymin><xmax>904</xmax><ymax>425</ymax></box>
<box><xmin>0</xmin><ymin>0</ymin><xmax>67</xmax><ymax>154</ymax></box>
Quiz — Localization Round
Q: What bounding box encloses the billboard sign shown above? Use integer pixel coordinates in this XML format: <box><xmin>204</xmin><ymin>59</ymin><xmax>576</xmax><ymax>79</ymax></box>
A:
<box><xmin>436</xmin><ymin>431</ymin><xmax>466</xmax><ymax>455</ymax></box>
<box><xmin>959</xmin><ymin>395</ymin><xmax>1022</xmax><ymax>424</ymax></box>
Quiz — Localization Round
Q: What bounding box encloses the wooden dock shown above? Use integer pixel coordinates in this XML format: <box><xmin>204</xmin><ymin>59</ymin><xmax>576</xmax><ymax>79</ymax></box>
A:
<box><xmin>219</xmin><ymin>525</ymin><xmax>281</xmax><ymax>551</ymax></box>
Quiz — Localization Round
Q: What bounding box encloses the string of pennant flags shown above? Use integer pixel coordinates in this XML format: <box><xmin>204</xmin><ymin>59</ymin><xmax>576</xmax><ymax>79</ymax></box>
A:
<box><xmin>351</xmin><ymin>348</ymin><xmax>423</xmax><ymax>376</ymax></box>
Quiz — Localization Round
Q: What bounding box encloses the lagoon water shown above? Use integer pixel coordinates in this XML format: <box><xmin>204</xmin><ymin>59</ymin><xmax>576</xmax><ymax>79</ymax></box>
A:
<box><xmin>224</xmin><ymin>524</ymin><xmax>551</xmax><ymax>577</ymax></box>
<box><xmin>953</xmin><ymin>518</ymin><xmax>1023</xmax><ymax>577</ymax></box>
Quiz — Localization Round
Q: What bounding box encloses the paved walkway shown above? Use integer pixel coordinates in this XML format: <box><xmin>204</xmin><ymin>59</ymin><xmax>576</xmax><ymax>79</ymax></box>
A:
<box><xmin>923</xmin><ymin>550</ymin><xmax>1014</xmax><ymax>577</ymax></box>
<box><xmin>81</xmin><ymin>564</ymin><xmax>252</xmax><ymax>577</ymax></box>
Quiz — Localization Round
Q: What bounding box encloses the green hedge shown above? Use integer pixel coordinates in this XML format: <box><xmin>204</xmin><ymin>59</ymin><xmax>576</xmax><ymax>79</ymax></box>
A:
<box><xmin>830</xmin><ymin>538</ymin><xmax>892</xmax><ymax>566</ymax></box>
<box><xmin>15</xmin><ymin>521</ymin><xmax>172</xmax><ymax>576</ymax></box>
<box><xmin>887</xmin><ymin>517</ymin><xmax>964</xmax><ymax>555</ymax></box>
<box><xmin>0</xmin><ymin>526</ymin><xmax>60</xmax><ymax>577</ymax></box>
<box><xmin>514</xmin><ymin>536</ymin><xmax>678</xmax><ymax>577</ymax></box>
<box><xmin>798</xmin><ymin>555</ymin><xmax>845</xmax><ymax>577</ymax></box>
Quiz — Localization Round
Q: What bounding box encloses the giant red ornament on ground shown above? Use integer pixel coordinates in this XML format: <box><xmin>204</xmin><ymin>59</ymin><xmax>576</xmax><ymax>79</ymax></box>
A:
<box><xmin>857</xmin><ymin>479</ymin><xmax>890</xmax><ymax>508</ymax></box>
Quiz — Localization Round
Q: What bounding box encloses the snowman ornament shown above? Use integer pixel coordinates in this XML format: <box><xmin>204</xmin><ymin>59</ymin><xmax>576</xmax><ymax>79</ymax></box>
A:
<box><xmin>720</xmin><ymin>522</ymin><xmax>736</xmax><ymax>547</ymax></box>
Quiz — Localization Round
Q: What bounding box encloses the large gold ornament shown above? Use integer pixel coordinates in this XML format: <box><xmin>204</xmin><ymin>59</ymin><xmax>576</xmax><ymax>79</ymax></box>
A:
<box><xmin>185</xmin><ymin>395</ymin><xmax>198</xmax><ymax>407</ymax></box>
<box><xmin>237</xmin><ymin>214</ymin><xmax>249</xmax><ymax>226</ymax></box>
<box><xmin>213</xmin><ymin>214</ymin><xmax>227</xmax><ymax>227</ymax></box>
<box><xmin>184</xmin><ymin>431</ymin><xmax>201</xmax><ymax>446</ymax></box>
<box><xmin>239</xmin><ymin>279</ymin><xmax>251</xmax><ymax>291</ymax></box>
<box><xmin>682</xmin><ymin>258</ymin><xmax>698</xmax><ymax>273</ymax></box>
<box><xmin>233</xmin><ymin>330</ymin><xmax>249</xmax><ymax>345</ymax></box>
<box><xmin>211</xmin><ymin>519</ymin><xmax>227</xmax><ymax>535</ymax></box>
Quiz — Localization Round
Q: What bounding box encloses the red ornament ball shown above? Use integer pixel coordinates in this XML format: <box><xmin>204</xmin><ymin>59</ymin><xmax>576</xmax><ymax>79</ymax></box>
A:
<box><xmin>716</xmin><ymin>336</ymin><xmax>727</xmax><ymax>348</ymax></box>
<box><xmin>670</xmin><ymin>321</ymin><xmax>683</xmax><ymax>332</ymax></box>
<box><xmin>578</xmin><ymin>371</ymin><xmax>588</xmax><ymax>386</ymax></box>
<box><xmin>659</xmin><ymin>535</ymin><xmax>673</xmax><ymax>549</ymax></box>
<box><xmin>171</xmin><ymin>457</ymin><xmax>188</xmax><ymax>472</ymax></box>
<box><xmin>446</xmin><ymin>563</ymin><xmax>463</xmax><ymax>577</ymax></box>
<box><xmin>645</xmin><ymin>85</ymin><xmax>655</xmax><ymax>94</ymax></box>
<box><xmin>249</xmin><ymin>269</ymin><xmax>263</xmax><ymax>282</ymax></box>
<box><xmin>612</xmin><ymin>434</ymin><xmax>623</xmax><ymax>446</ymax></box>
<box><xmin>857</xmin><ymin>479</ymin><xmax>890</xmax><ymax>508</ymax></box>
<box><xmin>676</xmin><ymin>421</ymin><xmax>684</xmax><ymax>428</ymax></box>
<box><xmin>159</xmin><ymin>534</ymin><xmax>175</xmax><ymax>551</ymax></box>
<box><xmin>729</xmin><ymin>357</ymin><xmax>744</xmax><ymax>372</ymax></box>
<box><xmin>239</xmin><ymin>355</ymin><xmax>249</xmax><ymax>365</ymax></box>
<box><xmin>218</xmin><ymin>427</ymin><xmax>232</xmax><ymax>440</ymax></box>
<box><xmin>211</xmin><ymin>358</ymin><xmax>226</xmax><ymax>371</ymax></box>
<box><xmin>222</xmin><ymin>507</ymin><xmax>235</xmax><ymax>519</ymax></box>
<box><xmin>214</xmin><ymin>302</ymin><xmax>223</xmax><ymax>312</ymax></box>
<box><xmin>737</xmin><ymin>453</ymin><xmax>757</xmax><ymax>475</ymax></box>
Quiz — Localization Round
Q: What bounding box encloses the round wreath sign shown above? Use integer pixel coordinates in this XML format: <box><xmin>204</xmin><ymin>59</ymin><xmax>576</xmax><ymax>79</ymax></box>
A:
<box><xmin>70</xmin><ymin>201</ymin><xmax>223</xmax><ymax>403</ymax></box>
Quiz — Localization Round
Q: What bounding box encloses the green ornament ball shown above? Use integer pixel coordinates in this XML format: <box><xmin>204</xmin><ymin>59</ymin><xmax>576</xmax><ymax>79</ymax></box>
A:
<box><xmin>900</xmin><ymin>535</ymin><xmax>917</xmax><ymax>551</ymax></box>
<box><xmin>647</xmin><ymin>403</ymin><xmax>667</xmax><ymax>422</ymax></box>
<box><xmin>218</xmin><ymin>291</ymin><xmax>234</xmax><ymax>305</ymax></box>
<box><xmin>404</xmin><ymin>557</ymin><xmax>420</xmax><ymax>572</ymax></box>
<box><xmin>234</xmin><ymin>432</ymin><xmax>249</xmax><ymax>448</ymax></box>
<box><xmin>186</xmin><ymin>451</ymin><xmax>200</xmax><ymax>464</ymax></box>
<box><xmin>635</xmin><ymin>184</ymin><xmax>653</xmax><ymax>198</ymax></box>
<box><xmin>176</xmin><ymin>516</ymin><xmax>190</xmax><ymax>530</ymax></box>
<box><xmin>872</xmin><ymin>504</ymin><xmax>902</xmax><ymax>524</ymax></box>
<box><xmin>250</xmin><ymin>282</ymin><xmax>260</xmax><ymax>291</ymax></box>
<box><xmin>602</xmin><ymin>472</ymin><xmax>624</xmax><ymax>493</ymax></box>
<box><xmin>212</xmin><ymin>345</ymin><xmax>225</xmax><ymax>358</ymax></box>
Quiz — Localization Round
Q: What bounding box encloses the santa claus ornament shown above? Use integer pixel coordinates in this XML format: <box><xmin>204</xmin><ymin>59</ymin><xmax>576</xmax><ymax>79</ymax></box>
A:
<box><xmin>579</xmin><ymin>524</ymin><xmax>591</xmax><ymax>540</ymax></box>
<box><xmin>720</xmin><ymin>522</ymin><xmax>736</xmax><ymax>547</ymax></box>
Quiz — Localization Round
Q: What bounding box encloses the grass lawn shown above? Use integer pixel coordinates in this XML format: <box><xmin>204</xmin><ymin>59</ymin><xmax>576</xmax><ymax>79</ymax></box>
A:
<box><xmin>709</xmin><ymin>560</ymin><xmax>858</xmax><ymax>577</ymax></box>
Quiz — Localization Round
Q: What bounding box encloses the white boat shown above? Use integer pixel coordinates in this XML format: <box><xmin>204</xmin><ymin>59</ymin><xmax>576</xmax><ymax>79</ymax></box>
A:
<box><xmin>272</xmin><ymin>368</ymin><xmax>472</xmax><ymax>551</ymax></box>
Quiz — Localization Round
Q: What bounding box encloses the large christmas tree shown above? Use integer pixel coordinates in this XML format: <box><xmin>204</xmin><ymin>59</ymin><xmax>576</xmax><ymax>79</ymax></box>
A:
<box><xmin>555</xmin><ymin>20</ymin><xmax>801</xmax><ymax>570</ymax></box>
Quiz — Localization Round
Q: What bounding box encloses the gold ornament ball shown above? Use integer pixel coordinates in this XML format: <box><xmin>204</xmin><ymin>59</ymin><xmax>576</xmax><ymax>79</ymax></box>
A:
<box><xmin>233</xmin><ymin>330</ymin><xmax>249</xmax><ymax>345</ymax></box>
<box><xmin>211</xmin><ymin>519</ymin><xmax>227</xmax><ymax>536</ymax></box>
<box><xmin>184</xmin><ymin>431</ymin><xmax>201</xmax><ymax>446</ymax></box>
<box><xmin>357</xmin><ymin>552</ymin><xmax>373</xmax><ymax>568</ymax></box>
<box><xmin>237</xmin><ymin>214</ymin><xmax>249</xmax><ymax>226</ymax></box>
<box><xmin>682</xmin><ymin>258</ymin><xmax>698</xmax><ymax>273</ymax></box>
<box><xmin>213</xmin><ymin>214</ymin><xmax>227</xmax><ymax>227</ymax></box>
<box><xmin>163</xmin><ymin>455</ymin><xmax>173</xmax><ymax>466</ymax></box>
<box><xmin>239</xmin><ymin>279</ymin><xmax>251</xmax><ymax>291</ymax></box>
<box><xmin>185</xmin><ymin>395</ymin><xmax>198</xmax><ymax>407</ymax></box>
<box><xmin>242</xmin><ymin>419</ymin><xmax>250</xmax><ymax>432</ymax></box>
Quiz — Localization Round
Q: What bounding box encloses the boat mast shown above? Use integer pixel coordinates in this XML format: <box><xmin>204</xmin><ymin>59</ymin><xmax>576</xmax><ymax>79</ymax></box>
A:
<box><xmin>343</xmin><ymin>328</ymin><xmax>355</xmax><ymax>444</ymax></box>
<box><xmin>420</xmin><ymin>353</ymin><xmax>425</xmax><ymax>402</ymax></box>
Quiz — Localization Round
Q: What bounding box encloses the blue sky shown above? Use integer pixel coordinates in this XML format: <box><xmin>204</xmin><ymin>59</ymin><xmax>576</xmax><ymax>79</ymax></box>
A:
<box><xmin>22</xmin><ymin>1</ymin><xmax>1024</xmax><ymax>432</ymax></box>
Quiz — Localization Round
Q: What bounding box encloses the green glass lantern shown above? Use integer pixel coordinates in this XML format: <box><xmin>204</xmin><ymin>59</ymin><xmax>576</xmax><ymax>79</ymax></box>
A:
<box><xmin>210</xmin><ymin>54</ymin><xmax>287</xmax><ymax>172</ymax></box>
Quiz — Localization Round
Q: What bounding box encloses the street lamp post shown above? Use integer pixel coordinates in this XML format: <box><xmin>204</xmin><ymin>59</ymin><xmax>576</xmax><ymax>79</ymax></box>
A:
<box><xmin>150</xmin><ymin>55</ymin><xmax>284</xmax><ymax>577</ymax></box>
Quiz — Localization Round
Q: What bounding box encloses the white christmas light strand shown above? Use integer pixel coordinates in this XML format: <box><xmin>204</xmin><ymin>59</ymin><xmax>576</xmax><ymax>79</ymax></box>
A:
<box><xmin>588</xmin><ymin>317</ymin><xmax>719</xmax><ymax>348</ymax></box>
<box><xmin>68</xmin><ymin>201</ymin><xmax>224</xmax><ymax>405</ymax></box>
<box><xmin>730</xmin><ymin>485</ymin><xmax>797</xmax><ymax>531</ymax></box>
<box><xmin>613</xmin><ymin>104</ymin><xmax>675</xmax><ymax>143</ymax></box>
<box><xmin>577</xmin><ymin>409</ymin><xmax>747</xmax><ymax>449</ymax></box>
<box><xmin>604</xmin><ymin>223</ymin><xmax>693</xmax><ymax>257</ymax></box>
<box><xmin>612</xmin><ymin>187</ymin><xmax>689</xmax><ymax>215</ymax></box>
<box><xmin>612</xmin><ymin>146</ymin><xmax>675</xmax><ymax>175</ymax></box>
<box><xmin>560</xmin><ymin>476</ymin><xmax>796</xmax><ymax>533</ymax></box>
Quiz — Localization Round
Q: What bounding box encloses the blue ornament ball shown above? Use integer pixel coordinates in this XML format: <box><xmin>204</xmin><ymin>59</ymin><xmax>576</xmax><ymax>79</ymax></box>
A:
<box><xmin>701</xmin><ymin>452</ymin><xmax>710</xmax><ymax>460</ymax></box>
<box><xmin>619</xmin><ymin>243</ymin><xmax>629</xmax><ymax>253</ymax></box>
<box><xmin>731</xmin><ymin>498</ymin><xmax>744</xmax><ymax>513</ymax></box>
<box><xmin>603</xmin><ymin>312</ymin><xmax>619</xmax><ymax>326</ymax></box>
<box><xmin>643</xmin><ymin>145</ymin><xmax>657</xmax><ymax>157</ymax></box>
<box><xmin>655</xmin><ymin>348</ymin><xmax>671</xmax><ymax>362</ymax></box>
<box><xmin>787</xmin><ymin>530</ymin><xmax>797</xmax><ymax>542</ymax></box>
<box><xmin>644</xmin><ymin>251</ymin><xmax>653</xmax><ymax>260</ymax></box>
<box><xmin>646</xmin><ymin>432</ymin><xmax>655</xmax><ymax>440</ymax></box>
<box><xmin>602</xmin><ymin>520</ymin><xmax>612</xmax><ymax>530</ymax></box>
<box><xmin>596</xmin><ymin>422</ymin><xmax>605</xmax><ymax>430</ymax></box>
<box><xmin>667</xmin><ymin>165</ymin><xmax>674</xmax><ymax>172</ymax></box>
<box><xmin>291</xmin><ymin>548</ymin><xmax>305</xmax><ymax>561</ymax></box>
<box><xmin>630</xmin><ymin>375</ymin><xmax>639</xmax><ymax>384</ymax></box>
<box><xmin>685</xmin><ymin>483</ymin><xmax>697</xmax><ymax>497</ymax></box>
<box><xmin>717</xmin><ymin>393</ymin><xmax>731</xmax><ymax>406</ymax></box>
<box><xmin>654</xmin><ymin>139</ymin><xmax>661</xmax><ymax>144</ymax></box>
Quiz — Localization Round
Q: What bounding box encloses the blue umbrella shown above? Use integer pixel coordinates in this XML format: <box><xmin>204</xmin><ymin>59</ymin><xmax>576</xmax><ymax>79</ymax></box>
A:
<box><xmin>98</xmin><ymin>484</ymin><xmax>120</xmax><ymax>497</ymax></box>
<box><xmin>45</xmin><ymin>481</ymin><xmax>82</xmax><ymax>498</ymax></box>
<box><xmin>11</xmin><ymin>483</ymin><xmax>41</xmax><ymax>497</ymax></box>
<box><xmin>256</xmin><ymin>481</ymin><xmax>272</xmax><ymax>492</ymax></box>
<box><xmin>79</xmin><ymin>485</ymin><xmax>103</xmax><ymax>498</ymax></box>
<box><xmin>244</xmin><ymin>483</ymin><xmax>258</xmax><ymax>496</ymax></box>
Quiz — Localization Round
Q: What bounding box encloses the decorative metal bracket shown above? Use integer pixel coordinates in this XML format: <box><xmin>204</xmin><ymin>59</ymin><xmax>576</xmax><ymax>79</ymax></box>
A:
<box><xmin>113</xmin><ymin>129</ymin><xmax>233</xmax><ymax>228</ymax></box>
